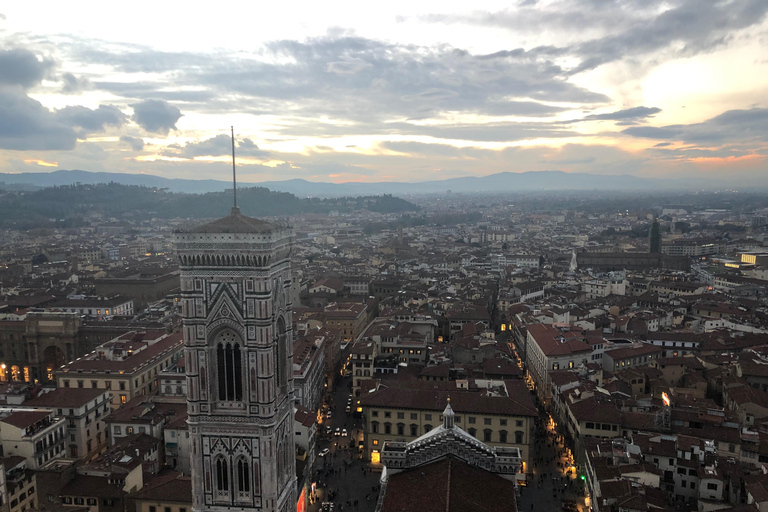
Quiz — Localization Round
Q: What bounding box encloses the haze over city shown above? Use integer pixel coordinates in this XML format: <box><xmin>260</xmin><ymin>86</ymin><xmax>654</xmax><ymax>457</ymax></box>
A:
<box><xmin>2</xmin><ymin>1</ymin><xmax>768</xmax><ymax>186</ymax></box>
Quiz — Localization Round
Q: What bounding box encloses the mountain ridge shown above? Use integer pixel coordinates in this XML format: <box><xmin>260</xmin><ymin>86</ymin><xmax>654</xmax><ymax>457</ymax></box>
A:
<box><xmin>0</xmin><ymin>169</ymin><xmax>716</xmax><ymax>197</ymax></box>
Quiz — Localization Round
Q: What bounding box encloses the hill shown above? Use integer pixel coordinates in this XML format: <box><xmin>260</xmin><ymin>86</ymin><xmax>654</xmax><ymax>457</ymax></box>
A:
<box><xmin>0</xmin><ymin>183</ymin><xmax>419</xmax><ymax>229</ymax></box>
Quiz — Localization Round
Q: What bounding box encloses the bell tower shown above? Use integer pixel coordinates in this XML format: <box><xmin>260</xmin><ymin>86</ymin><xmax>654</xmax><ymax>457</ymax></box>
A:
<box><xmin>174</xmin><ymin>207</ymin><xmax>296</xmax><ymax>512</ymax></box>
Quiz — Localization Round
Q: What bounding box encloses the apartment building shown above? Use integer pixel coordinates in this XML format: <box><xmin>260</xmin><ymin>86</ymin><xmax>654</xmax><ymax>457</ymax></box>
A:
<box><xmin>292</xmin><ymin>335</ymin><xmax>325</xmax><ymax>412</ymax></box>
<box><xmin>24</xmin><ymin>388</ymin><xmax>111</xmax><ymax>460</ymax></box>
<box><xmin>128</xmin><ymin>473</ymin><xmax>192</xmax><ymax>512</ymax></box>
<box><xmin>323</xmin><ymin>302</ymin><xmax>368</xmax><ymax>342</ymax></box>
<box><xmin>54</xmin><ymin>332</ymin><xmax>183</xmax><ymax>408</ymax></box>
<box><xmin>602</xmin><ymin>343</ymin><xmax>662</xmax><ymax>373</ymax></box>
<box><xmin>0</xmin><ymin>409</ymin><xmax>66</xmax><ymax>469</ymax></box>
<box><xmin>360</xmin><ymin>381</ymin><xmax>537</xmax><ymax>469</ymax></box>
<box><xmin>350</xmin><ymin>341</ymin><xmax>377</xmax><ymax>396</ymax></box>
<box><xmin>525</xmin><ymin>324</ymin><xmax>595</xmax><ymax>405</ymax></box>
<box><xmin>2</xmin><ymin>457</ymin><xmax>36</xmax><ymax>512</ymax></box>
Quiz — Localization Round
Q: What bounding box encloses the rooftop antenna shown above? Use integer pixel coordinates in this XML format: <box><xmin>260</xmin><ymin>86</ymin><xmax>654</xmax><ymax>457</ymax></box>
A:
<box><xmin>231</xmin><ymin>126</ymin><xmax>238</xmax><ymax>212</ymax></box>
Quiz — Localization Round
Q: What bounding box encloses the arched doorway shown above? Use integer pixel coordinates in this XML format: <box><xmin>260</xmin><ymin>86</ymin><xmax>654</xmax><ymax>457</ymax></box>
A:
<box><xmin>43</xmin><ymin>346</ymin><xmax>67</xmax><ymax>381</ymax></box>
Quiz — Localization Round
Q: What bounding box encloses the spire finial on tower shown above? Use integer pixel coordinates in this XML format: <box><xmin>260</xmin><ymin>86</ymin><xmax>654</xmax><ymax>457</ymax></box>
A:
<box><xmin>231</xmin><ymin>126</ymin><xmax>239</xmax><ymax>214</ymax></box>
<box><xmin>443</xmin><ymin>396</ymin><xmax>455</xmax><ymax>429</ymax></box>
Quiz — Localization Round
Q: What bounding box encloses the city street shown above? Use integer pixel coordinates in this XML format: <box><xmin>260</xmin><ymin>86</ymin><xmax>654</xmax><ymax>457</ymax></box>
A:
<box><xmin>308</xmin><ymin>376</ymin><xmax>381</xmax><ymax>512</ymax></box>
<box><xmin>517</xmin><ymin>412</ymin><xmax>587</xmax><ymax>512</ymax></box>
<box><xmin>307</xmin><ymin>372</ymin><xmax>587</xmax><ymax>512</ymax></box>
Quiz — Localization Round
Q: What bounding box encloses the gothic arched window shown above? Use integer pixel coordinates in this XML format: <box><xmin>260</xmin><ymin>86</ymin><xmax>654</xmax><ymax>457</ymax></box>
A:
<box><xmin>236</xmin><ymin>457</ymin><xmax>250</xmax><ymax>496</ymax></box>
<box><xmin>216</xmin><ymin>330</ymin><xmax>243</xmax><ymax>401</ymax></box>
<box><xmin>215</xmin><ymin>457</ymin><xmax>229</xmax><ymax>493</ymax></box>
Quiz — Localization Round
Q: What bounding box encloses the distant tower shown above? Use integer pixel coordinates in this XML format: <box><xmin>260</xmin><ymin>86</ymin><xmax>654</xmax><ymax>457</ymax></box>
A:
<box><xmin>174</xmin><ymin>208</ymin><xmax>296</xmax><ymax>512</ymax></box>
<box><xmin>569</xmin><ymin>249</ymin><xmax>578</xmax><ymax>272</ymax></box>
<box><xmin>649</xmin><ymin>217</ymin><xmax>661</xmax><ymax>253</ymax></box>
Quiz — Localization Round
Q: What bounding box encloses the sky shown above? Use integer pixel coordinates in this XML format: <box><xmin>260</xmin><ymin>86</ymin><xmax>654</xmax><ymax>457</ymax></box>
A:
<box><xmin>1</xmin><ymin>0</ymin><xmax>768</xmax><ymax>186</ymax></box>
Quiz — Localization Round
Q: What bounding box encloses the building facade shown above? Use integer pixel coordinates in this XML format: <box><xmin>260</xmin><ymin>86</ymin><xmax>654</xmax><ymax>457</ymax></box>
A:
<box><xmin>360</xmin><ymin>384</ymin><xmax>536</xmax><ymax>470</ymax></box>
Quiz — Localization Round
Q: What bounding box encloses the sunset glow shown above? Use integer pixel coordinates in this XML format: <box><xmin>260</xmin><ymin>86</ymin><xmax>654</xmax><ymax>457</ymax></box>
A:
<box><xmin>0</xmin><ymin>1</ymin><xmax>767</xmax><ymax>186</ymax></box>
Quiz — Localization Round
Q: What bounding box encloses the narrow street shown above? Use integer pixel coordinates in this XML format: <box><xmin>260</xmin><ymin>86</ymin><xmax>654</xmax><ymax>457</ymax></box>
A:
<box><xmin>308</xmin><ymin>375</ymin><xmax>381</xmax><ymax>512</ymax></box>
<box><xmin>517</xmin><ymin>412</ymin><xmax>587</xmax><ymax>512</ymax></box>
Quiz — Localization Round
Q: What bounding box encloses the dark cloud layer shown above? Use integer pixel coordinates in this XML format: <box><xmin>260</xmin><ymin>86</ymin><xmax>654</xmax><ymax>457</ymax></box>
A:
<box><xmin>580</xmin><ymin>106</ymin><xmax>661</xmax><ymax>122</ymax></box>
<box><xmin>56</xmin><ymin>105</ymin><xmax>126</xmax><ymax>137</ymax></box>
<box><xmin>120</xmin><ymin>135</ymin><xmax>144</xmax><ymax>151</ymax></box>
<box><xmin>0</xmin><ymin>48</ymin><xmax>54</xmax><ymax>89</ymax></box>
<box><xmin>131</xmin><ymin>99</ymin><xmax>182</xmax><ymax>135</ymax></box>
<box><xmin>422</xmin><ymin>1</ymin><xmax>768</xmax><ymax>76</ymax></box>
<box><xmin>623</xmin><ymin>108</ymin><xmax>768</xmax><ymax>144</ymax></box>
<box><xmin>0</xmin><ymin>90</ymin><xmax>76</xmax><ymax>150</ymax></box>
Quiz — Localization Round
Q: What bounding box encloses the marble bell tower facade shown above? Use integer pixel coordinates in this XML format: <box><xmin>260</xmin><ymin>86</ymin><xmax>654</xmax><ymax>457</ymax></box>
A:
<box><xmin>174</xmin><ymin>207</ymin><xmax>296</xmax><ymax>512</ymax></box>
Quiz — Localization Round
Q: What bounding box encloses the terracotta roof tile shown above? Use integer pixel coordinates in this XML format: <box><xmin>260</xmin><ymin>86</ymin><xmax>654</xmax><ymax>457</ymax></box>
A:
<box><xmin>381</xmin><ymin>456</ymin><xmax>517</xmax><ymax>512</ymax></box>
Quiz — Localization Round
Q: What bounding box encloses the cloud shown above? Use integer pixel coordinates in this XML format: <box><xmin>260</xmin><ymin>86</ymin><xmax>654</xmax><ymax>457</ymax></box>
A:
<box><xmin>622</xmin><ymin>126</ymin><xmax>680</xmax><ymax>140</ymax></box>
<box><xmin>120</xmin><ymin>135</ymin><xmax>144</xmax><ymax>151</ymax></box>
<box><xmin>420</xmin><ymin>1</ymin><xmax>768</xmax><ymax>75</ymax></box>
<box><xmin>623</xmin><ymin>107</ymin><xmax>768</xmax><ymax>144</ymax></box>
<box><xmin>161</xmin><ymin>134</ymin><xmax>269</xmax><ymax>159</ymax></box>
<box><xmin>379</xmin><ymin>141</ymin><xmax>474</xmax><ymax>158</ymax></box>
<box><xmin>327</xmin><ymin>57</ymin><xmax>372</xmax><ymax>75</ymax></box>
<box><xmin>579</xmin><ymin>106</ymin><xmax>661</xmax><ymax>122</ymax></box>
<box><xmin>570</xmin><ymin>0</ymin><xmax>768</xmax><ymax>74</ymax></box>
<box><xmin>60</xmin><ymin>72</ymin><xmax>92</xmax><ymax>94</ymax></box>
<box><xmin>56</xmin><ymin>105</ymin><xmax>126</xmax><ymax>137</ymax></box>
<box><xmin>130</xmin><ymin>99</ymin><xmax>182</xmax><ymax>134</ymax></box>
<box><xmin>74</xmin><ymin>142</ymin><xmax>109</xmax><ymax>161</ymax></box>
<box><xmin>0</xmin><ymin>90</ymin><xmax>76</xmax><ymax>150</ymax></box>
<box><xmin>0</xmin><ymin>48</ymin><xmax>54</xmax><ymax>89</ymax></box>
<box><xmin>73</xmin><ymin>34</ymin><xmax>606</xmax><ymax>128</ymax></box>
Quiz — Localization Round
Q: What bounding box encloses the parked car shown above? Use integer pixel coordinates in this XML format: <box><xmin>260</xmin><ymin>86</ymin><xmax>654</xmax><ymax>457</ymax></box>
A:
<box><xmin>319</xmin><ymin>448</ymin><xmax>330</xmax><ymax>457</ymax></box>
<box><xmin>326</xmin><ymin>411</ymin><xmax>333</xmax><ymax>419</ymax></box>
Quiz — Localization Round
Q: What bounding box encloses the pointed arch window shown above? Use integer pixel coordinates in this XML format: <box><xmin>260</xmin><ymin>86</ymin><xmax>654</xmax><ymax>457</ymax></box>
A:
<box><xmin>215</xmin><ymin>457</ymin><xmax>229</xmax><ymax>493</ymax></box>
<box><xmin>216</xmin><ymin>330</ymin><xmax>243</xmax><ymax>401</ymax></box>
<box><xmin>236</xmin><ymin>457</ymin><xmax>250</xmax><ymax>497</ymax></box>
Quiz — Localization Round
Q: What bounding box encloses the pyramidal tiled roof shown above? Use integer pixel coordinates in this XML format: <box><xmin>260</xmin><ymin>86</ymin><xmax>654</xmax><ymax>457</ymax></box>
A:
<box><xmin>191</xmin><ymin>207</ymin><xmax>276</xmax><ymax>234</ymax></box>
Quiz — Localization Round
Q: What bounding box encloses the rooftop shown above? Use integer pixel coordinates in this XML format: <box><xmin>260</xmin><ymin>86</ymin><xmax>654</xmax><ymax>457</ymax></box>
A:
<box><xmin>190</xmin><ymin>207</ymin><xmax>277</xmax><ymax>234</ymax></box>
